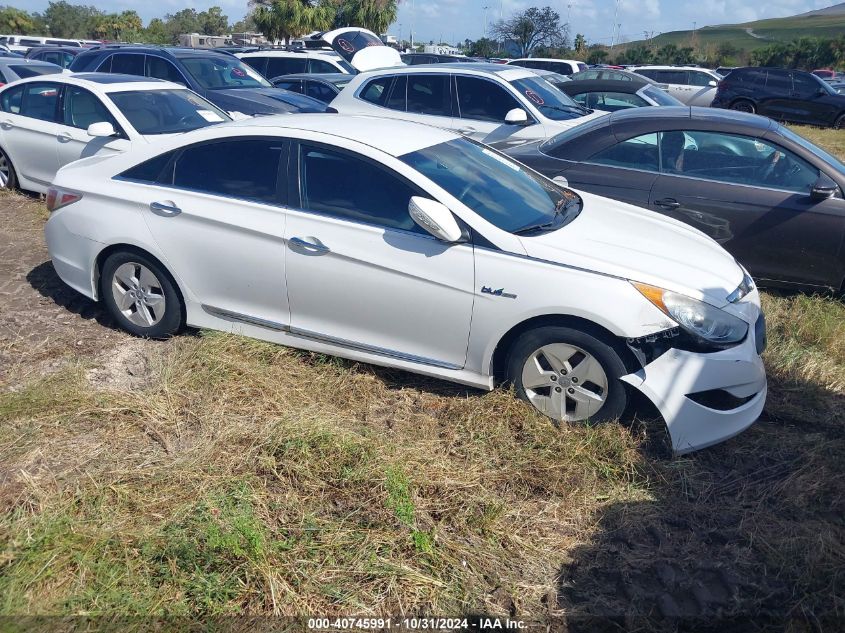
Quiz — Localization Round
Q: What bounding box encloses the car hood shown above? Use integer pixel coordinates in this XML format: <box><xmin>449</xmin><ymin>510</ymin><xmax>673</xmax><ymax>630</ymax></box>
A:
<box><xmin>319</xmin><ymin>27</ymin><xmax>404</xmax><ymax>72</ymax></box>
<box><xmin>519</xmin><ymin>189</ymin><xmax>744</xmax><ymax>307</ymax></box>
<box><xmin>207</xmin><ymin>88</ymin><xmax>316</xmax><ymax>115</ymax></box>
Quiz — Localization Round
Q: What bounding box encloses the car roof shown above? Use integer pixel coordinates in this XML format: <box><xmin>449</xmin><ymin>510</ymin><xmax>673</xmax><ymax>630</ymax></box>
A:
<box><xmin>239</xmin><ymin>49</ymin><xmax>339</xmax><ymax>58</ymax></box>
<box><xmin>509</xmin><ymin>58</ymin><xmax>579</xmax><ymax>63</ymax></box>
<box><xmin>362</xmin><ymin>62</ymin><xmax>533</xmax><ymax>79</ymax></box>
<box><xmin>226</xmin><ymin>113</ymin><xmax>458</xmax><ymax>156</ymax></box>
<box><xmin>562</xmin><ymin>79</ymin><xmax>648</xmax><ymax>94</ymax></box>
<box><xmin>0</xmin><ymin>58</ymin><xmax>60</xmax><ymax>69</ymax></box>
<box><xmin>7</xmin><ymin>72</ymin><xmax>183</xmax><ymax>92</ymax></box>
<box><xmin>607</xmin><ymin>105</ymin><xmax>775</xmax><ymax>130</ymax></box>
<box><xmin>273</xmin><ymin>73</ymin><xmax>351</xmax><ymax>82</ymax></box>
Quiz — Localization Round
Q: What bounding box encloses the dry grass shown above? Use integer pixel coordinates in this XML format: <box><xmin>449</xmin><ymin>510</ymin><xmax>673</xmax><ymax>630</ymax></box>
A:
<box><xmin>1</xmin><ymin>128</ymin><xmax>844</xmax><ymax>626</ymax></box>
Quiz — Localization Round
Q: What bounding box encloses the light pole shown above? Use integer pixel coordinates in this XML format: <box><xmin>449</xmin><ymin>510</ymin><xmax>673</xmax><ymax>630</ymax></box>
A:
<box><xmin>483</xmin><ymin>5</ymin><xmax>490</xmax><ymax>38</ymax></box>
<box><xmin>610</xmin><ymin>0</ymin><xmax>620</xmax><ymax>49</ymax></box>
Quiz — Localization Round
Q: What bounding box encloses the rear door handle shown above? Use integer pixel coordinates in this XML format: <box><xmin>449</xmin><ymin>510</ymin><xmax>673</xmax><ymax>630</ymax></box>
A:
<box><xmin>456</xmin><ymin>127</ymin><xmax>476</xmax><ymax>136</ymax></box>
<box><xmin>0</xmin><ymin>120</ymin><xmax>12</xmax><ymax>130</ymax></box>
<box><xmin>57</xmin><ymin>132</ymin><xmax>72</xmax><ymax>143</ymax></box>
<box><xmin>149</xmin><ymin>201</ymin><xmax>182</xmax><ymax>217</ymax></box>
<box><xmin>289</xmin><ymin>236</ymin><xmax>330</xmax><ymax>253</ymax></box>
<box><xmin>654</xmin><ymin>198</ymin><xmax>681</xmax><ymax>210</ymax></box>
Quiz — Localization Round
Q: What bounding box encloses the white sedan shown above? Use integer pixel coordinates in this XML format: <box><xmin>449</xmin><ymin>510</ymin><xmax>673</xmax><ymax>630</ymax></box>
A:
<box><xmin>0</xmin><ymin>73</ymin><xmax>231</xmax><ymax>193</ymax></box>
<box><xmin>44</xmin><ymin>115</ymin><xmax>767</xmax><ymax>454</ymax></box>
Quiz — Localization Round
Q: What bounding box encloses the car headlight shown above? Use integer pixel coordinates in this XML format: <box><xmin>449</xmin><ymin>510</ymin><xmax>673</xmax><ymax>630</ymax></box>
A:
<box><xmin>632</xmin><ymin>282</ymin><xmax>749</xmax><ymax>346</ymax></box>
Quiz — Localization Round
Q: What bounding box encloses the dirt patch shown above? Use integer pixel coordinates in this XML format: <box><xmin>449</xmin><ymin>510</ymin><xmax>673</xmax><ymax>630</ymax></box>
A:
<box><xmin>0</xmin><ymin>192</ymin><xmax>124</xmax><ymax>386</ymax></box>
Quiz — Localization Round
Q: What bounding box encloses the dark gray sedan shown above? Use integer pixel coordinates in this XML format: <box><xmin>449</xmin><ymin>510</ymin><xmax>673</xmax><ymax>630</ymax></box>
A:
<box><xmin>506</xmin><ymin>106</ymin><xmax>845</xmax><ymax>291</ymax></box>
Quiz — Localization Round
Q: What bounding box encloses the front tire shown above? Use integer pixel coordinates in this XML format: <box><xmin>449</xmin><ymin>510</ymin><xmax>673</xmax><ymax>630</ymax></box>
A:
<box><xmin>100</xmin><ymin>250</ymin><xmax>183</xmax><ymax>339</ymax></box>
<box><xmin>834</xmin><ymin>113</ymin><xmax>845</xmax><ymax>129</ymax></box>
<box><xmin>730</xmin><ymin>99</ymin><xmax>756</xmax><ymax>114</ymax></box>
<box><xmin>0</xmin><ymin>146</ymin><xmax>17</xmax><ymax>190</ymax></box>
<box><xmin>506</xmin><ymin>326</ymin><xmax>629</xmax><ymax>424</ymax></box>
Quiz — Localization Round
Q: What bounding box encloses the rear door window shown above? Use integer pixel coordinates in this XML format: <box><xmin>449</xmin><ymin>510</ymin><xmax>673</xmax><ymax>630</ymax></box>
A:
<box><xmin>172</xmin><ymin>138</ymin><xmax>286</xmax><ymax>204</ymax></box>
<box><xmin>655</xmin><ymin>70</ymin><xmax>687</xmax><ymax>85</ymax></box>
<box><xmin>19</xmin><ymin>82</ymin><xmax>61</xmax><ymax>122</ymax></box>
<box><xmin>765</xmin><ymin>71</ymin><xmax>792</xmax><ymax>95</ymax></box>
<box><xmin>304</xmin><ymin>80</ymin><xmax>337</xmax><ymax>103</ymax></box>
<box><xmin>109</xmin><ymin>53</ymin><xmax>145</xmax><ymax>76</ymax></box>
<box><xmin>588</xmin><ymin>133</ymin><xmax>659</xmax><ymax>171</ymax></box>
<box><xmin>308</xmin><ymin>59</ymin><xmax>337</xmax><ymax>73</ymax></box>
<box><xmin>406</xmin><ymin>74</ymin><xmax>451</xmax><ymax>117</ymax></box>
<box><xmin>267</xmin><ymin>56</ymin><xmax>307</xmax><ymax>78</ymax></box>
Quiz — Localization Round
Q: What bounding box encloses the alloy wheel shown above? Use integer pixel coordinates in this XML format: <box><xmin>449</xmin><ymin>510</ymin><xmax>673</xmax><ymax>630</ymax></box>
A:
<box><xmin>521</xmin><ymin>343</ymin><xmax>609</xmax><ymax>422</ymax></box>
<box><xmin>111</xmin><ymin>262</ymin><xmax>166</xmax><ymax>327</ymax></box>
<box><xmin>0</xmin><ymin>152</ymin><xmax>10</xmax><ymax>188</ymax></box>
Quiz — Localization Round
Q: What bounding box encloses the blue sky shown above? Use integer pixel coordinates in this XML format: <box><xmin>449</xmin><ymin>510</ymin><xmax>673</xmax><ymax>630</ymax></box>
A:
<box><xmin>8</xmin><ymin>0</ymin><xmax>838</xmax><ymax>45</ymax></box>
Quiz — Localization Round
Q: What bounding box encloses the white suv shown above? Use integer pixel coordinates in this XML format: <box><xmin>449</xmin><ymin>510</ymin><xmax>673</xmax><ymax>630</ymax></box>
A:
<box><xmin>45</xmin><ymin>114</ymin><xmax>766</xmax><ymax>454</ymax></box>
<box><xmin>237</xmin><ymin>50</ymin><xmax>356</xmax><ymax>79</ymax></box>
<box><xmin>507</xmin><ymin>58</ymin><xmax>587</xmax><ymax>76</ymax></box>
<box><xmin>631</xmin><ymin>66</ymin><xmax>722</xmax><ymax>106</ymax></box>
<box><xmin>331</xmin><ymin>64</ymin><xmax>607</xmax><ymax>149</ymax></box>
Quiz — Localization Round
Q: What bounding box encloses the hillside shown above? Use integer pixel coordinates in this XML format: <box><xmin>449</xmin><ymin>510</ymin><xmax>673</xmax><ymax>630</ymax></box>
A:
<box><xmin>620</xmin><ymin>2</ymin><xmax>845</xmax><ymax>52</ymax></box>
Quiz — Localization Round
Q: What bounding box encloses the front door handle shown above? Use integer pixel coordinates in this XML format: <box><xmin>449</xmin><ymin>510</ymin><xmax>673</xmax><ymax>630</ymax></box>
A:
<box><xmin>654</xmin><ymin>198</ymin><xmax>681</xmax><ymax>210</ymax></box>
<box><xmin>289</xmin><ymin>236</ymin><xmax>330</xmax><ymax>253</ymax></box>
<box><xmin>456</xmin><ymin>127</ymin><xmax>476</xmax><ymax>136</ymax></box>
<box><xmin>149</xmin><ymin>201</ymin><xmax>182</xmax><ymax>217</ymax></box>
<box><xmin>0</xmin><ymin>120</ymin><xmax>12</xmax><ymax>130</ymax></box>
<box><xmin>57</xmin><ymin>132</ymin><xmax>72</xmax><ymax>143</ymax></box>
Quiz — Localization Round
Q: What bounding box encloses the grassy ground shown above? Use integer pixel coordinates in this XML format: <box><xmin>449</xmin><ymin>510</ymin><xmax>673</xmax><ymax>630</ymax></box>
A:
<box><xmin>0</xmin><ymin>128</ymin><xmax>844</xmax><ymax>628</ymax></box>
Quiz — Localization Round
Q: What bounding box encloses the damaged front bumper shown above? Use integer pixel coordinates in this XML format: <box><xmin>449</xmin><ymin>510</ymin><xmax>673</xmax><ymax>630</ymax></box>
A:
<box><xmin>621</xmin><ymin>320</ymin><xmax>767</xmax><ymax>455</ymax></box>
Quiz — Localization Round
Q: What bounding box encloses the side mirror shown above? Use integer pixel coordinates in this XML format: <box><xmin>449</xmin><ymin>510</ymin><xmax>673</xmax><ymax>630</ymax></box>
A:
<box><xmin>708</xmin><ymin>80</ymin><xmax>718</xmax><ymax>88</ymax></box>
<box><xmin>553</xmin><ymin>175</ymin><xmax>569</xmax><ymax>187</ymax></box>
<box><xmin>409</xmin><ymin>196</ymin><xmax>463</xmax><ymax>242</ymax></box>
<box><xmin>810</xmin><ymin>174</ymin><xmax>837</xmax><ymax>201</ymax></box>
<box><xmin>505</xmin><ymin>108</ymin><xmax>530</xmax><ymax>126</ymax></box>
<box><xmin>87</xmin><ymin>121</ymin><xmax>116</xmax><ymax>137</ymax></box>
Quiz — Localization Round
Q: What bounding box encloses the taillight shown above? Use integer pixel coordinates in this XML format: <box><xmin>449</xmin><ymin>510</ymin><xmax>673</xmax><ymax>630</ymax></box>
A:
<box><xmin>46</xmin><ymin>187</ymin><xmax>82</xmax><ymax>212</ymax></box>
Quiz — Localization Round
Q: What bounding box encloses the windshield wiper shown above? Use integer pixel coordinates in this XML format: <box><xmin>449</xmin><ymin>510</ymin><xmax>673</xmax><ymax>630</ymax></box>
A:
<box><xmin>543</xmin><ymin>103</ymin><xmax>591</xmax><ymax>116</ymax></box>
<box><xmin>513</xmin><ymin>197</ymin><xmax>579</xmax><ymax>235</ymax></box>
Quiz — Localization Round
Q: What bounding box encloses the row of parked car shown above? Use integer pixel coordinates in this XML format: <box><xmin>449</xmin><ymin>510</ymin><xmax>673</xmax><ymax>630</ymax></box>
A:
<box><xmin>3</xmin><ymin>28</ymin><xmax>844</xmax><ymax>454</ymax></box>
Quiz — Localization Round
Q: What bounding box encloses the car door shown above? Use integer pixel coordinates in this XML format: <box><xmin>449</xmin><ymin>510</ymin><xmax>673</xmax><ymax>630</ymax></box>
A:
<box><xmin>284</xmin><ymin>141</ymin><xmax>474</xmax><ymax>369</ymax></box>
<box><xmin>789</xmin><ymin>72</ymin><xmax>835</xmax><ymax>126</ymax></box>
<box><xmin>758</xmin><ymin>70</ymin><xmax>794</xmax><ymax>121</ymax></box>
<box><xmin>402</xmin><ymin>73</ymin><xmax>455</xmax><ymax>131</ymax></box>
<box><xmin>0</xmin><ymin>81</ymin><xmax>60</xmax><ymax>189</ymax></box>
<box><xmin>128</xmin><ymin>137</ymin><xmax>291</xmax><ymax>325</ymax></box>
<box><xmin>647</xmin><ymin>130</ymin><xmax>845</xmax><ymax>287</ymax></box>
<box><xmin>452</xmin><ymin>74</ymin><xmax>536</xmax><ymax>144</ymax></box>
<box><xmin>686</xmin><ymin>70</ymin><xmax>718</xmax><ymax>106</ymax></box>
<box><xmin>564</xmin><ymin>132</ymin><xmax>660</xmax><ymax>206</ymax></box>
<box><xmin>653</xmin><ymin>70</ymin><xmax>689</xmax><ymax>103</ymax></box>
<box><xmin>55</xmin><ymin>84</ymin><xmax>130</xmax><ymax>169</ymax></box>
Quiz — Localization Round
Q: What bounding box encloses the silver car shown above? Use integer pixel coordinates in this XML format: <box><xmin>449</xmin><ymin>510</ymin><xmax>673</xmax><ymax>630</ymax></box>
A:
<box><xmin>630</xmin><ymin>66</ymin><xmax>722</xmax><ymax>106</ymax></box>
<box><xmin>0</xmin><ymin>58</ymin><xmax>63</xmax><ymax>84</ymax></box>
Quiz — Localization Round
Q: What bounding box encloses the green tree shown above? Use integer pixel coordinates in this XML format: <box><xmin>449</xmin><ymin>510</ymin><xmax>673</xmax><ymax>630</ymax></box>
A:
<box><xmin>467</xmin><ymin>37</ymin><xmax>497</xmax><ymax>58</ymax></box>
<box><xmin>335</xmin><ymin>0</ymin><xmax>397</xmax><ymax>34</ymax></box>
<box><xmin>252</xmin><ymin>0</ymin><xmax>333</xmax><ymax>44</ymax></box>
<box><xmin>490</xmin><ymin>6</ymin><xmax>567</xmax><ymax>57</ymax></box>
<box><xmin>198</xmin><ymin>6</ymin><xmax>229</xmax><ymax>36</ymax></box>
<box><xmin>586</xmin><ymin>47</ymin><xmax>609</xmax><ymax>65</ymax></box>
<box><xmin>617</xmin><ymin>44</ymin><xmax>653</xmax><ymax>65</ymax></box>
<box><xmin>0</xmin><ymin>6</ymin><xmax>36</xmax><ymax>34</ymax></box>
<box><xmin>42</xmin><ymin>1</ymin><xmax>101</xmax><ymax>38</ymax></box>
<box><xmin>143</xmin><ymin>17</ymin><xmax>170</xmax><ymax>44</ymax></box>
<box><xmin>164</xmin><ymin>8</ymin><xmax>201</xmax><ymax>41</ymax></box>
<box><xmin>573</xmin><ymin>32</ymin><xmax>587</xmax><ymax>58</ymax></box>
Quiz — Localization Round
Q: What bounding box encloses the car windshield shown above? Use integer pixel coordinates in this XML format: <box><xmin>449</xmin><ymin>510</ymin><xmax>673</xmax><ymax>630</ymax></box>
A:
<box><xmin>109</xmin><ymin>89</ymin><xmax>231</xmax><ymax>135</ymax></box>
<box><xmin>507</xmin><ymin>75</ymin><xmax>587</xmax><ymax>120</ymax></box>
<box><xmin>643</xmin><ymin>85</ymin><xmax>682</xmax><ymax>106</ymax></box>
<box><xmin>9</xmin><ymin>64</ymin><xmax>61</xmax><ymax>78</ymax></box>
<box><xmin>400</xmin><ymin>137</ymin><xmax>581</xmax><ymax>234</ymax></box>
<box><xmin>180</xmin><ymin>56</ymin><xmax>271</xmax><ymax>90</ymax></box>
<box><xmin>777</xmin><ymin>125</ymin><xmax>845</xmax><ymax>174</ymax></box>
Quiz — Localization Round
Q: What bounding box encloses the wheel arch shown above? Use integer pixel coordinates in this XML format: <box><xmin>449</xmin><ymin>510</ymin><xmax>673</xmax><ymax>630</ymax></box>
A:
<box><xmin>490</xmin><ymin>313</ymin><xmax>640</xmax><ymax>384</ymax></box>
<box><xmin>93</xmin><ymin>243</ymin><xmax>187</xmax><ymax>325</ymax></box>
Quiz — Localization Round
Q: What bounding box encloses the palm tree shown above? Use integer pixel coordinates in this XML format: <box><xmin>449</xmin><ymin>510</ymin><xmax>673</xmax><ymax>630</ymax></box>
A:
<box><xmin>337</xmin><ymin>0</ymin><xmax>397</xmax><ymax>34</ymax></box>
<box><xmin>252</xmin><ymin>0</ymin><xmax>334</xmax><ymax>44</ymax></box>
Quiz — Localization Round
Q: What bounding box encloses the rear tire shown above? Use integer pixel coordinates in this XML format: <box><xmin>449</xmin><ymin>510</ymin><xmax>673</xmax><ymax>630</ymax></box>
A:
<box><xmin>506</xmin><ymin>326</ymin><xmax>629</xmax><ymax>424</ymax></box>
<box><xmin>100</xmin><ymin>250</ymin><xmax>183</xmax><ymax>339</ymax></box>
<box><xmin>0</xmin><ymin>146</ymin><xmax>17</xmax><ymax>190</ymax></box>
<box><xmin>834</xmin><ymin>114</ymin><xmax>845</xmax><ymax>129</ymax></box>
<box><xmin>731</xmin><ymin>99</ymin><xmax>756</xmax><ymax>114</ymax></box>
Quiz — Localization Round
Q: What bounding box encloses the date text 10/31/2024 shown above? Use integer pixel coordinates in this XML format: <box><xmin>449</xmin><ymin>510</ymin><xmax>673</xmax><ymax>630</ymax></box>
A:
<box><xmin>308</xmin><ymin>618</ymin><xmax>528</xmax><ymax>630</ymax></box>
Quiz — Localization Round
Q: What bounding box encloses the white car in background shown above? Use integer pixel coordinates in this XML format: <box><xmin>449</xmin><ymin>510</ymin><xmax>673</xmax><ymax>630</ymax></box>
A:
<box><xmin>237</xmin><ymin>49</ymin><xmax>357</xmax><ymax>78</ymax></box>
<box><xmin>0</xmin><ymin>73</ymin><xmax>231</xmax><ymax>193</ymax></box>
<box><xmin>507</xmin><ymin>58</ymin><xmax>588</xmax><ymax>76</ymax></box>
<box><xmin>44</xmin><ymin>115</ymin><xmax>766</xmax><ymax>454</ymax></box>
<box><xmin>631</xmin><ymin>66</ymin><xmax>723</xmax><ymax>106</ymax></box>
<box><xmin>331</xmin><ymin>64</ymin><xmax>607</xmax><ymax>150</ymax></box>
